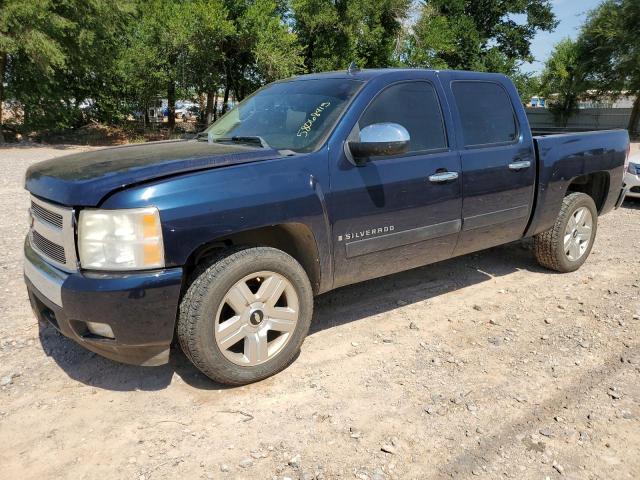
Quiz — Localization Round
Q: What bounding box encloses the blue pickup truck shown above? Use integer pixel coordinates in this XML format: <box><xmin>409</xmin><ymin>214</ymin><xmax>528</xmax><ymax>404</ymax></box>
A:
<box><xmin>24</xmin><ymin>68</ymin><xmax>630</xmax><ymax>385</ymax></box>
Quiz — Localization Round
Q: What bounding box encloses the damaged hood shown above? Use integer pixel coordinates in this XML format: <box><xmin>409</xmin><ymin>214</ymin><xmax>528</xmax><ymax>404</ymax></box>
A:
<box><xmin>25</xmin><ymin>139</ymin><xmax>282</xmax><ymax>206</ymax></box>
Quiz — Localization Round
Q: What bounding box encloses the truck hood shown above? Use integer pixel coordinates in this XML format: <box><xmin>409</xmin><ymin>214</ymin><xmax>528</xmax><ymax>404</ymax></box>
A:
<box><xmin>25</xmin><ymin>139</ymin><xmax>282</xmax><ymax>206</ymax></box>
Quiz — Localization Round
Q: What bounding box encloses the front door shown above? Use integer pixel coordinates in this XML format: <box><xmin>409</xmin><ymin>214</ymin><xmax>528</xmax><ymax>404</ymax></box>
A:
<box><xmin>328</xmin><ymin>77</ymin><xmax>463</xmax><ymax>288</ymax></box>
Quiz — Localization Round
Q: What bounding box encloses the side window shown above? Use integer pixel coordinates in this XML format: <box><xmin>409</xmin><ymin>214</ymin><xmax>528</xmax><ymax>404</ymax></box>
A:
<box><xmin>451</xmin><ymin>81</ymin><xmax>518</xmax><ymax>147</ymax></box>
<box><xmin>358</xmin><ymin>82</ymin><xmax>447</xmax><ymax>154</ymax></box>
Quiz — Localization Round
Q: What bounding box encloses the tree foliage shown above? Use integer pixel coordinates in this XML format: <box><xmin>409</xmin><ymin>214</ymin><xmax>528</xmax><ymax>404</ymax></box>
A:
<box><xmin>538</xmin><ymin>0</ymin><xmax>640</xmax><ymax>133</ymax></box>
<box><xmin>406</xmin><ymin>0</ymin><xmax>557</xmax><ymax>72</ymax></box>
<box><xmin>578</xmin><ymin>0</ymin><xmax>640</xmax><ymax>133</ymax></box>
<box><xmin>291</xmin><ymin>0</ymin><xmax>410</xmax><ymax>71</ymax></box>
<box><xmin>119</xmin><ymin>0</ymin><xmax>225</xmax><ymax>129</ymax></box>
<box><xmin>512</xmin><ymin>72</ymin><xmax>541</xmax><ymax>105</ymax></box>
<box><xmin>539</xmin><ymin>38</ymin><xmax>586</xmax><ymax>126</ymax></box>
<box><xmin>0</xmin><ymin>0</ymin><xmax>302</xmax><ymax>138</ymax></box>
<box><xmin>218</xmin><ymin>0</ymin><xmax>302</xmax><ymax>109</ymax></box>
<box><xmin>1</xmin><ymin>0</ymin><xmax>133</xmax><ymax>134</ymax></box>
<box><xmin>0</xmin><ymin>0</ymin><xmax>576</xmax><ymax>142</ymax></box>
<box><xmin>0</xmin><ymin>0</ymin><xmax>68</xmax><ymax>140</ymax></box>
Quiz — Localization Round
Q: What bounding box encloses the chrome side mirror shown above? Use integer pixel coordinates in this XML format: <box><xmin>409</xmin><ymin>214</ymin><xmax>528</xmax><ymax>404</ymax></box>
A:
<box><xmin>348</xmin><ymin>123</ymin><xmax>410</xmax><ymax>165</ymax></box>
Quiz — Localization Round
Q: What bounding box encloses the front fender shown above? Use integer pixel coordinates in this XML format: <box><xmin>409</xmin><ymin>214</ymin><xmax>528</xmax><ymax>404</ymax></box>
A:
<box><xmin>101</xmin><ymin>153</ymin><xmax>333</xmax><ymax>292</ymax></box>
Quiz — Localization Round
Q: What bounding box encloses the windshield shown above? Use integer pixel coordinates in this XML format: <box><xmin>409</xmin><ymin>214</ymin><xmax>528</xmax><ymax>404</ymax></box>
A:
<box><xmin>204</xmin><ymin>78</ymin><xmax>363</xmax><ymax>152</ymax></box>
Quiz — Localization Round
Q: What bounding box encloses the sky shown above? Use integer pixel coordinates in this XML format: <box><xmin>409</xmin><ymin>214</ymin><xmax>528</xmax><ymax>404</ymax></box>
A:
<box><xmin>521</xmin><ymin>0</ymin><xmax>604</xmax><ymax>74</ymax></box>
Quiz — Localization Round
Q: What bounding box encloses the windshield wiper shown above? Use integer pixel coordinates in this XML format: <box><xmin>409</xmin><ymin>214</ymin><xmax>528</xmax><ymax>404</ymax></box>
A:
<box><xmin>195</xmin><ymin>133</ymin><xmax>271</xmax><ymax>149</ymax></box>
<box><xmin>214</xmin><ymin>136</ymin><xmax>270</xmax><ymax>148</ymax></box>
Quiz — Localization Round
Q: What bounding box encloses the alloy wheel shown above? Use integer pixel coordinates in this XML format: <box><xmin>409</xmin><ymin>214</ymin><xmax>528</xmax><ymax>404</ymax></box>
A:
<box><xmin>214</xmin><ymin>271</ymin><xmax>299</xmax><ymax>366</ymax></box>
<box><xmin>564</xmin><ymin>206</ymin><xmax>593</xmax><ymax>261</ymax></box>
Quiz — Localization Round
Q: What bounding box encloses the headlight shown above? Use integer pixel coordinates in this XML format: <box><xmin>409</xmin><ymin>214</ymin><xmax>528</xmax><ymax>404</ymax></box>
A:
<box><xmin>628</xmin><ymin>163</ymin><xmax>639</xmax><ymax>175</ymax></box>
<box><xmin>78</xmin><ymin>207</ymin><xmax>164</xmax><ymax>271</ymax></box>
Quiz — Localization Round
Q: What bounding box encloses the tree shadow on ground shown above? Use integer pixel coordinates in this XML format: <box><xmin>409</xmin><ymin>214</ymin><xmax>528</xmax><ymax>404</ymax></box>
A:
<box><xmin>39</xmin><ymin>239</ymin><xmax>546</xmax><ymax>392</ymax></box>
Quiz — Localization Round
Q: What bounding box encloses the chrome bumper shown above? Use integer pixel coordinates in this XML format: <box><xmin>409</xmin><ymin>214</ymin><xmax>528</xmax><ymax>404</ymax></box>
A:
<box><xmin>623</xmin><ymin>171</ymin><xmax>640</xmax><ymax>198</ymax></box>
<box><xmin>24</xmin><ymin>238</ymin><xmax>68</xmax><ymax>307</ymax></box>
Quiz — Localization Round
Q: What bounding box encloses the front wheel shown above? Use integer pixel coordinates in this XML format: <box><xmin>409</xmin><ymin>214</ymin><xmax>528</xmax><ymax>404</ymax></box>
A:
<box><xmin>533</xmin><ymin>192</ymin><xmax>598</xmax><ymax>273</ymax></box>
<box><xmin>177</xmin><ymin>247</ymin><xmax>313</xmax><ymax>385</ymax></box>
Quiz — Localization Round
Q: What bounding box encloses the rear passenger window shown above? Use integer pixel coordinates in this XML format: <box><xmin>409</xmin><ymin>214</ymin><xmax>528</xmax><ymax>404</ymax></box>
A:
<box><xmin>452</xmin><ymin>81</ymin><xmax>518</xmax><ymax>147</ymax></box>
<box><xmin>359</xmin><ymin>82</ymin><xmax>447</xmax><ymax>153</ymax></box>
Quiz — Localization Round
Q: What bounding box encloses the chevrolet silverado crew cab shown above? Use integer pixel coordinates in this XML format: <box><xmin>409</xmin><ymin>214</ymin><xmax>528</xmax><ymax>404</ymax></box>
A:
<box><xmin>24</xmin><ymin>69</ymin><xmax>630</xmax><ymax>385</ymax></box>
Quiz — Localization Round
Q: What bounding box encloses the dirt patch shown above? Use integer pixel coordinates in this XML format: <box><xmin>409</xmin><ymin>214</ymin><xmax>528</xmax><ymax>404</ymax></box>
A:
<box><xmin>0</xmin><ymin>145</ymin><xmax>638</xmax><ymax>480</ymax></box>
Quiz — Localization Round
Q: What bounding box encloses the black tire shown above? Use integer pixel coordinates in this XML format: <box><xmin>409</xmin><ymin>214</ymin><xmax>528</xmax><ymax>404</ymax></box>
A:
<box><xmin>533</xmin><ymin>192</ymin><xmax>598</xmax><ymax>273</ymax></box>
<box><xmin>177</xmin><ymin>247</ymin><xmax>313</xmax><ymax>385</ymax></box>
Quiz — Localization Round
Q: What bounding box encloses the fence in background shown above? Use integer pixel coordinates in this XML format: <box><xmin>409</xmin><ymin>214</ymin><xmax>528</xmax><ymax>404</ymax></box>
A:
<box><xmin>525</xmin><ymin>107</ymin><xmax>637</xmax><ymax>135</ymax></box>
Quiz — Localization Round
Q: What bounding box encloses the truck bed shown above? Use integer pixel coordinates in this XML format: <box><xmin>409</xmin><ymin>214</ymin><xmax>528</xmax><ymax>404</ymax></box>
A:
<box><xmin>525</xmin><ymin>129</ymin><xmax>629</xmax><ymax>237</ymax></box>
<box><xmin>531</xmin><ymin>127</ymin><xmax>615</xmax><ymax>136</ymax></box>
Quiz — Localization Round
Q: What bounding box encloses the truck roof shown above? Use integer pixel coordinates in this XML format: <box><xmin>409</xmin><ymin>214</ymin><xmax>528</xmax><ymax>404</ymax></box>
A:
<box><xmin>285</xmin><ymin>68</ymin><xmax>508</xmax><ymax>83</ymax></box>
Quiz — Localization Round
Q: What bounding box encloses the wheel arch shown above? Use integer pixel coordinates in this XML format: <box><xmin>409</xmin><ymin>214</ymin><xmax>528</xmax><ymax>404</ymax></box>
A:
<box><xmin>183</xmin><ymin>223</ymin><xmax>323</xmax><ymax>295</ymax></box>
<box><xmin>565</xmin><ymin>171</ymin><xmax>610</xmax><ymax>213</ymax></box>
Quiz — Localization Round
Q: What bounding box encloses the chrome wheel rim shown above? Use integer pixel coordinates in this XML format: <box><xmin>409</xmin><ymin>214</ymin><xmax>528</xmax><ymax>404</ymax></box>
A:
<box><xmin>214</xmin><ymin>271</ymin><xmax>299</xmax><ymax>366</ymax></box>
<box><xmin>564</xmin><ymin>207</ymin><xmax>593</xmax><ymax>261</ymax></box>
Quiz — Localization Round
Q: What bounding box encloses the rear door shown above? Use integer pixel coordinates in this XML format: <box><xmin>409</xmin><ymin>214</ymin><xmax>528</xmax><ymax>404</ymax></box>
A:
<box><xmin>328</xmin><ymin>74</ymin><xmax>463</xmax><ymax>288</ymax></box>
<box><xmin>439</xmin><ymin>74</ymin><xmax>536</xmax><ymax>255</ymax></box>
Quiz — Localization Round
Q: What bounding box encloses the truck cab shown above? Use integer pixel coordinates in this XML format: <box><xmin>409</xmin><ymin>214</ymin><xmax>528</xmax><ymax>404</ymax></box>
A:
<box><xmin>328</xmin><ymin>69</ymin><xmax>537</xmax><ymax>287</ymax></box>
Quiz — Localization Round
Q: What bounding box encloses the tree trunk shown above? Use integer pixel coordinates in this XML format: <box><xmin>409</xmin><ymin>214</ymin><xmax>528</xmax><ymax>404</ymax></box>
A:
<box><xmin>205</xmin><ymin>90</ymin><xmax>215</xmax><ymax>124</ymax></box>
<box><xmin>197</xmin><ymin>93</ymin><xmax>205</xmax><ymax>124</ymax></box>
<box><xmin>213</xmin><ymin>92</ymin><xmax>218</xmax><ymax>121</ymax></box>
<box><xmin>221</xmin><ymin>62</ymin><xmax>232</xmax><ymax>115</ymax></box>
<box><xmin>628</xmin><ymin>95</ymin><xmax>640</xmax><ymax>138</ymax></box>
<box><xmin>0</xmin><ymin>52</ymin><xmax>6</xmax><ymax>144</ymax></box>
<box><xmin>167</xmin><ymin>80</ymin><xmax>176</xmax><ymax>132</ymax></box>
<box><xmin>562</xmin><ymin>96</ymin><xmax>571</xmax><ymax>128</ymax></box>
<box><xmin>221</xmin><ymin>83</ymin><xmax>230</xmax><ymax>115</ymax></box>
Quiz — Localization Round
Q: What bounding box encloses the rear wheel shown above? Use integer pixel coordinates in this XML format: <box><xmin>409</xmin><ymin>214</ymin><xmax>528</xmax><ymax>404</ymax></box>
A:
<box><xmin>177</xmin><ymin>247</ymin><xmax>313</xmax><ymax>385</ymax></box>
<box><xmin>533</xmin><ymin>192</ymin><xmax>598</xmax><ymax>273</ymax></box>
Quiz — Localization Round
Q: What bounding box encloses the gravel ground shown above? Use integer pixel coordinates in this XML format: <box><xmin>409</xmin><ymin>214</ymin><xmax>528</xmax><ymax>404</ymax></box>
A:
<box><xmin>0</xmin><ymin>144</ymin><xmax>639</xmax><ymax>480</ymax></box>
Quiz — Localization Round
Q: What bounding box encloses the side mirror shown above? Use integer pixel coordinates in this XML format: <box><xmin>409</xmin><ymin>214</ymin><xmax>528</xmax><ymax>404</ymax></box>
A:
<box><xmin>348</xmin><ymin>123</ymin><xmax>410</xmax><ymax>165</ymax></box>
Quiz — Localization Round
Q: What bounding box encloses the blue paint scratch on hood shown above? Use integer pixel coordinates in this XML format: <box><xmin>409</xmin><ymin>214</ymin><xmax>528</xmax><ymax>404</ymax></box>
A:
<box><xmin>25</xmin><ymin>139</ymin><xmax>281</xmax><ymax>206</ymax></box>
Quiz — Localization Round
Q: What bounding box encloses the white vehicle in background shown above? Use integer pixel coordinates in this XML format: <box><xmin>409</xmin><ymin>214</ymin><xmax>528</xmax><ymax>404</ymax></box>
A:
<box><xmin>624</xmin><ymin>153</ymin><xmax>640</xmax><ymax>199</ymax></box>
<box><xmin>175</xmin><ymin>101</ymin><xmax>199</xmax><ymax>120</ymax></box>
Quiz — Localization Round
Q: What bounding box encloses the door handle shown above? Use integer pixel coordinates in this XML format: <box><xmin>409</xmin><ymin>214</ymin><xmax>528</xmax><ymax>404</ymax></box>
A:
<box><xmin>428</xmin><ymin>171</ymin><xmax>459</xmax><ymax>183</ymax></box>
<box><xmin>509</xmin><ymin>160</ymin><xmax>531</xmax><ymax>171</ymax></box>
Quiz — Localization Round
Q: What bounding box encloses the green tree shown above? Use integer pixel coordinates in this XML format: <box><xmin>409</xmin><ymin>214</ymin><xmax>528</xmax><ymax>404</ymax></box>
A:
<box><xmin>539</xmin><ymin>39</ymin><xmax>587</xmax><ymax>127</ymax></box>
<box><xmin>3</xmin><ymin>0</ymin><xmax>134</xmax><ymax>135</ymax></box>
<box><xmin>579</xmin><ymin>0</ymin><xmax>640</xmax><ymax>135</ymax></box>
<box><xmin>57</xmin><ymin>0</ymin><xmax>135</xmax><ymax>125</ymax></box>
<box><xmin>242</xmin><ymin>0</ymin><xmax>303</xmax><ymax>81</ymax></box>
<box><xmin>216</xmin><ymin>0</ymin><xmax>303</xmax><ymax>116</ymax></box>
<box><xmin>0</xmin><ymin>0</ymin><xmax>68</xmax><ymax>142</ymax></box>
<box><xmin>120</xmin><ymin>0</ymin><xmax>199</xmax><ymax>132</ymax></box>
<box><xmin>121</xmin><ymin>0</ymin><xmax>300</xmax><ymax>127</ymax></box>
<box><xmin>406</xmin><ymin>0</ymin><xmax>557</xmax><ymax>73</ymax></box>
<box><xmin>513</xmin><ymin>72</ymin><xmax>541</xmax><ymax>105</ymax></box>
<box><xmin>182</xmin><ymin>0</ymin><xmax>234</xmax><ymax>123</ymax></box>
<box><xmin>291</xmin><ymin>0</ymin><xmax>410</xmax><ymax>72</ymax></box>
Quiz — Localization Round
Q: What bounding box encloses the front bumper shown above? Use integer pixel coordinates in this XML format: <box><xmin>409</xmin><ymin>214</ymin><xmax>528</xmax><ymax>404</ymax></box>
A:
<box><xmin>624</xmin><ymin>171</ymin><xmax>640</xmax><ymax>198</ymax></box>
<box><xmin>24</xmin><ymin>238</ymin><xmax>184</xmax><ymax>366</ymax></box>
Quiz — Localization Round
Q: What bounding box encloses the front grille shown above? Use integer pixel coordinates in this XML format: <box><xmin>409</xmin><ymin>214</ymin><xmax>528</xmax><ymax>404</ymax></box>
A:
<box><xmin>28</xmin><ymin>195</ymin><xmax>77</xmax><ymax>271</ymax></box>
<box><xmin>31</xmin><ymin>230</ymin><xmax>66</xmax><ymax>264</ymax></box>
<box><xmin>31</xmin><ymin>200</ymin><xmax>63</xmax><ymax>228</ymax></box>
<box><xmin>631</xmin><ymin>186</ymin><xmax>640</xmax><ymax>193</ymax></box>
